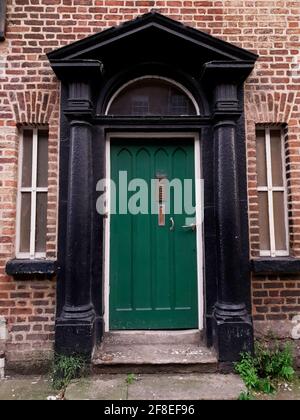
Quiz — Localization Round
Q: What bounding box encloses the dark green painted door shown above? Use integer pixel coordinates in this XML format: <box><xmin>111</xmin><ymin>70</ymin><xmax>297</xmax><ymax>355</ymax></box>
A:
<box><xmin>110</xmin><ymin>139</ymin><xmax>198</xmax><ymax>329</ymax></box>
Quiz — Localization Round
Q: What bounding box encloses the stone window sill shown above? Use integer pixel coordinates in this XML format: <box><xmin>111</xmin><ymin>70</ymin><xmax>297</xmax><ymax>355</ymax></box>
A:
<box><xmin>5</xmin><ymin>259</ymin><xmax>57</xmax><ymax>279</ymax></box>
<box><xmin>251</xmin><ymin>257</ymin><xmax>300</xmax><ymax>275</ymax></box>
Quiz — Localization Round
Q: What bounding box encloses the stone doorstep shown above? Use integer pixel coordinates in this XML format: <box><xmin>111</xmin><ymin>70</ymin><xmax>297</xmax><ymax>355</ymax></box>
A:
<box><xmin>103</xmin><ymin>330</ymin><xmax>202</xmax><ymax>346</ymax></box>
<box><xmin>93</xmin><ymin>340</ymin><xmax>218</xmax><ymax>374</ymax></box>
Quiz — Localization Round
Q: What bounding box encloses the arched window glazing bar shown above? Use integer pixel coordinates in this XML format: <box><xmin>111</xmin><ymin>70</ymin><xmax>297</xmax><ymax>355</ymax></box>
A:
<box><xmin>105</xmin><ymin>76</ymin><xmax>200</xmax><ymax>117</ymax></box>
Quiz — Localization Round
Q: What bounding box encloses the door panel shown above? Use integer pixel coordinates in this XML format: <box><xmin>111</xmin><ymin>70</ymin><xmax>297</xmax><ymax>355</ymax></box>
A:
<box><xmin>109</xmin><ymin>138</ymin><xmax>198</xmax><ymax>329</ymax></box>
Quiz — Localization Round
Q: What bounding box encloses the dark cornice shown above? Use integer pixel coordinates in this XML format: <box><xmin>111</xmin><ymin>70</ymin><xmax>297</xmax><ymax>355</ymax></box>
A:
<box><xmin>200</xmin><ymin>60</ymin><xmax>257</xmax><ymax>85</ymax></box>
<box><xmin>47</xmin><ymin>11</ymin><xmax>259</xmax><ymax>62</ymax></box>
<box><xmin>49</xmin><ymin>59</ymin><xmax>104</xmax><ymax>81</ymax></box>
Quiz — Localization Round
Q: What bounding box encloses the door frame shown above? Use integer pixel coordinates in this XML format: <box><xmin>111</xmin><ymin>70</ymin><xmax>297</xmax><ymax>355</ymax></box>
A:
<box><xmin>103</xmin><ymin>132</ymin><xmax>204</xmax><ymax>332</ymax></box>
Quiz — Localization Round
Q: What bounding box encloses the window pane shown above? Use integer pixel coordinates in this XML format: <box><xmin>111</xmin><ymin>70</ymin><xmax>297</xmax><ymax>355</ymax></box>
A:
<box><xmin>35</xmin><ymin>193</ymin><xmax>47</xmax><ymax>253</ymax></box>
<box><xmin>20</xmin><ymin>193</ymin><xmax>31</xmax><ymax>252</ymax></box>
<box><xmin>131</xmin><ymin>95</ymin><xmax>149</xmax><ymax>115</ymax></box>
<box><xmin>108</xmin><ymin>78</ymin><xmax>197</xmax><ymax>116</ymax></box>
<box><xmin>37</xmin><ymin>130</ymin><xmax>48</xmax><ymax>188</ymax></box>
<box><xmin>258</xmin><ymin>192</ymin><xmax>270</xmax><ymax>251</ymax></box>
<box><xmin>273</xmin><ymin>191</ymin><xmax>287</xmax><ymax>250</ymax></box>
<box><xmin>256</xmin><ymin>130</ymin><xmax>267</xmax><ymax>187</ymax></box>
<box><xmin>270</xmin><ymin>129</ymin><xmax>283</xmax><ymax>187</ymax></box>
<box><xmin>21</xmin><ymin>130</ymin><xmax>33</xmax><ymax>187</ymax></box>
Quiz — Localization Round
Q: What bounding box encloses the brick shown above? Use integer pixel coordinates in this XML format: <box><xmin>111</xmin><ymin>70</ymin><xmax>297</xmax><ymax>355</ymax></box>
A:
<box><xmin>11</xmin><ymin>325</ymin><xmax>30</xmax><ymax>332</ymax></box>
<box><xmin>281</xmin><ymin>290</ymin><xmax>300</xmax><ymax>297</ymax></box>
<box><xmin>266</xmin><ymin>314</ymin><xmax>288</xmax><ymax>321</ymax></box>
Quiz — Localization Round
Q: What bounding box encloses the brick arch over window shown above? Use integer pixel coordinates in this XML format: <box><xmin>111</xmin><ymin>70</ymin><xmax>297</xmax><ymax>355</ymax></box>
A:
<box><xmin>47</xmin><ymin>11</ymin><xmax>258</xmax><ymax>362</ymax></box>
<box><xmin>245</xmin><ymin>91</ymin><xmax>297</xmax><ymax>124</ymax></box>
<box><xmin>8</xmin><ymin>91</ymin><xmax>58</xmax><ymax>125</ymax></box>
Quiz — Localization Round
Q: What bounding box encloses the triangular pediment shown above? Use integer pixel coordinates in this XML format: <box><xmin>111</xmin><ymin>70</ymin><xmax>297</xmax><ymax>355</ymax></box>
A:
<box><xmin>47</xmin><ymin>11</ymin><xmax>257</xmax><ymax>64</ymax></box>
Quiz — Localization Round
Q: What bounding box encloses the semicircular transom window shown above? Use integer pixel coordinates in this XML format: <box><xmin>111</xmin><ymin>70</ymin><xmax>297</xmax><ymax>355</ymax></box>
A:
<box><xmin>107</xmin><ymin>77</ymin><xmax>198</xmax><ymax>116</ymax></box>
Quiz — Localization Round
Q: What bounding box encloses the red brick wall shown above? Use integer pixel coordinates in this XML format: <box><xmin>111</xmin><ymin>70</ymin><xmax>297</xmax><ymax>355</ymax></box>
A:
<box><xmin>252</xmin><ymin>275</ymin><xmax>300</xmax><ymax>333</ymax></box>
<box><xmin>0</xmin><ymin>1</ymin><xmax>300</xmax><ymax>361</ymax></box>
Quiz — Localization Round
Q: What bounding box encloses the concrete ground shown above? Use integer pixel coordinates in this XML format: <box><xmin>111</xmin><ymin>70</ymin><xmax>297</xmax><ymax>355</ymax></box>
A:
<box><xmin>64</xmin><ymin>373</ymin><xmax>245</xmax><ymax>400</ymax></box>
<box><xmin>0</xmin><ymin>373</ymin><xmax>299</xmax><ymax>400</ymax></box>
<box><xmin>0</xmin><ymin>376</ymin><xmax>54</xmax><ymax>400</ymax></box>
<box><xmin>0</xmin><ymin>373</ymin><xmax>245</xmax><ymax>400</ymax></box>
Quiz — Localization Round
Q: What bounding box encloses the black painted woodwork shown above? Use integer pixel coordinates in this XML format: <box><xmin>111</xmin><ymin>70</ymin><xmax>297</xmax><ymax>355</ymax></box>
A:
<box><xmin>0</xmin><ymin>0</ymin><xmax>6</xmax><ymax>41</ymax></box>
<box><xmin>251</xmin><ymin>258</ymin><xmax>300</xmax><ymax>274</ymax></box>
<box><xmin>47</xmin><ymin>11</ymin><xmax>258</xmax><ymax>361</ymax></box>
<box><xmin>5</xmin><ymin>259</ymin><xmax>56</xmax><ymax>278</ymax></box>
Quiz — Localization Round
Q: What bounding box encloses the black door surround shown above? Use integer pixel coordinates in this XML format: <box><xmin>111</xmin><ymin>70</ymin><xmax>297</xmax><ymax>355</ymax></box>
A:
<box><xmin>47</xmin><ymin>12</ymin><xmax>258</xmax><ymax>362</ymax></box>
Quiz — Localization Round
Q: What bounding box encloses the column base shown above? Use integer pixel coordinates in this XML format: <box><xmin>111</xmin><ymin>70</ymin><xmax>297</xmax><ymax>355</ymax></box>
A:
<box><xmin>212</xmin><ymin>302</ymin><xmax>254</xmax><ymax>362</ymax></box>
<box><xmin>55</xmin><ymin>313</ymin><xmax>96</xmax><ymax>360</ymax></box>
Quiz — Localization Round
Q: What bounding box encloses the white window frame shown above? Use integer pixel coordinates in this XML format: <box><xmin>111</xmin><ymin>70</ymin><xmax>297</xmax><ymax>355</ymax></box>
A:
<box><xmin>257</xmin><ymin>126</ymin><xmax>289</xmax><ymax>257</ymax></box>
<box><xmin>16</xmin><ymin>127</ymin><xmax>48</xmax><ymax>259</ymax></box>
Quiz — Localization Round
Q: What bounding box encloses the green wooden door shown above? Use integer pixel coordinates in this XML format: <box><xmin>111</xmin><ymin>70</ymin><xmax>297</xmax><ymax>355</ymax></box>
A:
<box><xmin>110</xmin><ymin>138</ymin><xmax>198</xmax><ymax>329</ymax></box>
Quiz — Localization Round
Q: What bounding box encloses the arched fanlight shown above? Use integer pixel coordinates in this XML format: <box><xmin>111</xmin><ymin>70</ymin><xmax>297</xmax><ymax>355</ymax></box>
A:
<box><xmin>106</xmin><ymin>76</ymin><xmax>199</xmax><ymax>116</ymax></box>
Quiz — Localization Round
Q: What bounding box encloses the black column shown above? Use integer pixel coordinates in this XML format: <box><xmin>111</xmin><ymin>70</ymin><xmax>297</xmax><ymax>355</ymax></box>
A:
<box><xmin>62</xmin><ymin>120</ymin><xmax>94</xmax><ymax>316</ymax></box>
<box><xmin>200</xmin><ymin>62</ymin><xmax>256</xmax><ymax>362</ymax></box>
<box><xmin>55</xmin><ymin>119</ymin><xmax>95</xmax><ymax>357</ymax></box>
<box><xmin>49</xmin><ymin>61</ymin><xmax>103</xmax><ymax>358</ymax></box>
<box><xmin>212</xmin><ymin>116</ymin><xmax>253</xmax><ymax>362</ymax></box>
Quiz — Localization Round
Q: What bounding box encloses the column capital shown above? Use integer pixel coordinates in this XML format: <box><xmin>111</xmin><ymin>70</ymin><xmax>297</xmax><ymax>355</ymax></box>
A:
<box><xmin>200</xmin><ymin>60</ymin><xmax>256</xmax><ymax>85</ymax></box>
<box><xmin>200</xmin><ymin>60</ymin><xmax>255</xmax><ymax>121</ymax></box>
<box><xmin>49</xmin><ymin>59</ymin><xmax>104</xmax><ymax>118</ymax></box>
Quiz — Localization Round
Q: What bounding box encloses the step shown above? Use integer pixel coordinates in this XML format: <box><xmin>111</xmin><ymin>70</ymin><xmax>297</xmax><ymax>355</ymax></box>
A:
<box><xmin>103</xmin><ymin>330</ymin><xmax>202</xmax><ymax>345</ymax></box>
<box><xmin>92</xmin><ymin>342</ymin><xmax>218</xmax><ymax>374</ymax></box>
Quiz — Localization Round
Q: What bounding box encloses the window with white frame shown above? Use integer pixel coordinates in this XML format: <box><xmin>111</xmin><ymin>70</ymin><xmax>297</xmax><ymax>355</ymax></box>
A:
<box><xmin>256</xmin><ymin>126</ymin><xmax>289</xmax><ymax>257</ymax></box>
<box><xmin>16</xmin><ymin>127</ymin><xmax>48</xmax><ymax>258</ymax></box>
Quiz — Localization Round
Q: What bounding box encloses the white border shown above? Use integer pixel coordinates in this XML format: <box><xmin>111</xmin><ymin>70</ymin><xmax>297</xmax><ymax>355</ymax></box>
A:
<box><xmin>105</xmin><ymin>75</ymin><xmax>200</xmax><ymax>116</ymax></box>
<box><xmin>16</xmin><ymin>127</ymin><xmax>48</xmax><ymax>259</ymax></box>
<box><xmin>104</xmin><ymin>132</ymin><xmax>204</xmax><ymax>332</ymax></box>
<box><xmin>258</xmin><ymin>127</ymin><xmax>289</xmax><ymax>257</ymax></box>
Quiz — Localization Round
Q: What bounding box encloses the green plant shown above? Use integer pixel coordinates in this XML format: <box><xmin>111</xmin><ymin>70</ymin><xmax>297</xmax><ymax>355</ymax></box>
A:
<box><xmin>126</xmin><ymin>373</ymin><xmax>136</xmax><ymax>385</ymax></box>
<box><xmin>52</xmin><ymin>354</ymin><xmax>86</xmax><ymax>391</ymax></box>
<box><xmin>235</xmin><ymin>352</ymin><xmax>260</xmax><ymax>390</ymax></box>
<box><xmin>238</xmin><ymin>391</ymin><xmax>255</xmax><ymax>400</ymax></box>
<box><xmin>235</xmin><ymin>341</ymin><xmax>295</xmax><ymax>396</ymax></box>
<box><xmin>255</xmin><ymin>341</ymin><xmax>295</xmax><ymax>382</ymax></box>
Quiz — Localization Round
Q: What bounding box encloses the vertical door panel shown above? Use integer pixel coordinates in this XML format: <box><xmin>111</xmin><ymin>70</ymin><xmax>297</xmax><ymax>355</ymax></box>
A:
<box><xmin>154</xmin><ymin>148</ymin><xmax>171</xmax><ymax>310</ymax></box>
<box><xmin>112</xmin><ymin>148</ymin><xmax>132</xmax><ymax>310</ymax></box>
<box><xmin>133</xmin><ymin>148</ymin><xmax>152</xmax><ymax>310</ymax></box>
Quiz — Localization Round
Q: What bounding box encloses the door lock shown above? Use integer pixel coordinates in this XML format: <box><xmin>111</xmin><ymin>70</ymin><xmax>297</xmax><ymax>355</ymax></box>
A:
<box><xmin>182</xmin><ymin>223</ymin><xmax>196</xmax><ymax>231</ymax></box>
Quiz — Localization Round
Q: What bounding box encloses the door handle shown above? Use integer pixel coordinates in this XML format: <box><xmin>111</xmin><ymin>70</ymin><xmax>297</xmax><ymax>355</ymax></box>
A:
<box><xmin>170</xmin><ymin>217</ymin><xmax>175</xmax><ymax>231</ymax></box>
<box><xmin>182</xmin><ymin>223</ymin><xmax>196</xmax><ymax>231</ymax></box>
